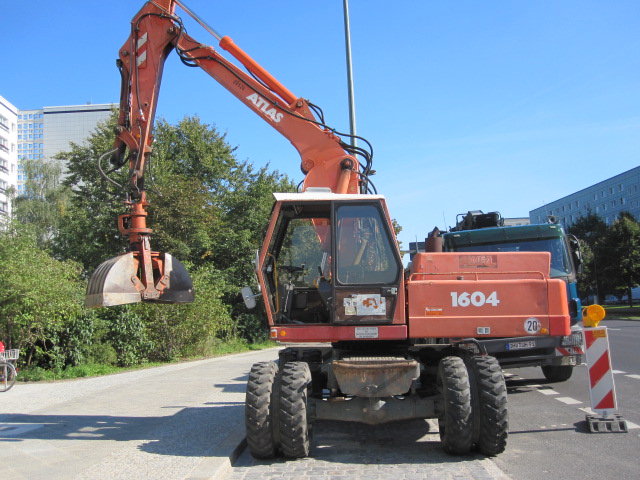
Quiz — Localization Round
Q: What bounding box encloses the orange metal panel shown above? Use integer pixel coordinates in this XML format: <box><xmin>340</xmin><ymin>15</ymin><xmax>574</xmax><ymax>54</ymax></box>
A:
<box><xmin>270</xmin><ymin>325</ymin><xmax>408</xmax><ymax>343</ymax></box>
<box><xmin>406</xmin><ymin>252</ymin><xmax>570</xmax><ymax>339</ymax></box>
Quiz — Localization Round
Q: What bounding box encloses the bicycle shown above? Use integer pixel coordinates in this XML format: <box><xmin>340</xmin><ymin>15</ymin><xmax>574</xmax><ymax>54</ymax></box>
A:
<box><xmin>0</xmin><ymin>349</ymin><xmax>19</xmax><ymax>392</ymax></box>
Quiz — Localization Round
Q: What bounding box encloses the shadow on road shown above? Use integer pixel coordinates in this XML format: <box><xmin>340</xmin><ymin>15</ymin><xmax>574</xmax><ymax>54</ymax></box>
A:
<box><xmin>0</xmin><ymin>400</ymin><xmax>245</xmax><ymax>457</ymax></box>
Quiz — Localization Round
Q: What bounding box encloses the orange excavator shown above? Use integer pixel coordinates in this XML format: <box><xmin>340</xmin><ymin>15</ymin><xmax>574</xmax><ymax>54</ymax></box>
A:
<box><xmin>87</xmin><ymin>0</ymin><xmax>571</xmax><ymax>459</ymax></box>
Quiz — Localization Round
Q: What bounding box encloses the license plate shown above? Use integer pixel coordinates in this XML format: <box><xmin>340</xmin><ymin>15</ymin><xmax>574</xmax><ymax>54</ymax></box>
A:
<box><xmin>507</xmin><ymin>340</ymin><xmax>536</xmax><ymax>350</ymax></box>
<box><xmin>355</xmin><ymin>327</ymin><xmax>379</xmax><ymax>339</ymax></box>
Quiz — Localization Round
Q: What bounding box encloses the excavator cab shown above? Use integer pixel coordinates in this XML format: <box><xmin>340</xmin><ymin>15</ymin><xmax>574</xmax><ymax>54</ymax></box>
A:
<box><xmin>254</xmin><ymin>192</ymin><xmax>404</xmax><ymax>327</ymax></box>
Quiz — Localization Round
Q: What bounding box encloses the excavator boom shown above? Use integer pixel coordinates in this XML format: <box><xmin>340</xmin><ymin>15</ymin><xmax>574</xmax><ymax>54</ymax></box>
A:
<box><xmin>87</xmin><ymin>0</ymin><xmax>365</xmax><ymax>307</ymax></box>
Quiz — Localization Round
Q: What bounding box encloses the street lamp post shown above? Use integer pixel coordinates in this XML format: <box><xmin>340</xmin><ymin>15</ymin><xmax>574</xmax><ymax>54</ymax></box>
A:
<box><xmin>343</xmin><ymin>0</ymin><xmax>357</xmax><ymax>148</ymax></box>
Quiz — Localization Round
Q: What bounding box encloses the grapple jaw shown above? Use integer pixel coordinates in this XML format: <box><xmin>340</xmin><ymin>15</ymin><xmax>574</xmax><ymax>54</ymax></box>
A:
<box><xmin>86</xmin><ymin>251</ymin><xmax>194</xmax><ymax>308</ymax></box>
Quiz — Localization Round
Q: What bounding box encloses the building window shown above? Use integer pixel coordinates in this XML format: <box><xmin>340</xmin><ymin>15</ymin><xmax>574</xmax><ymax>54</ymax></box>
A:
<box><xmin>621</xmin><ymin>197</ymin><xmax>626</xmax><ymax>205</ymax></box>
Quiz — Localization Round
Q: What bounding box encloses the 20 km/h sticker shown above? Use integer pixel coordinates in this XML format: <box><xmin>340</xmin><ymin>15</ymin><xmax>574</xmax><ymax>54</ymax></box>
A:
<box><xmin>524</xmin><ymin>317</ymin><xmax>542</xmax><ymax>334</ymax></box>
<box><xmin>450</xmin><ymin>291</ymin><xmax>500</xmax><ymax>307</ymax></box>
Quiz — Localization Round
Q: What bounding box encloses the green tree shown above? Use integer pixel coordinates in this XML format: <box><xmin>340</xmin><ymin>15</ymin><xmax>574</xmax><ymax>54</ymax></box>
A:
<box><xmin>0</xmin><ymin>220</ymin><xmax>84</xmax><ymax>365</ymax></box>
<box><xmin>55</xmin><ymin>114</ymin><xmax>294</xmax><ymax>345</ymax></box>
<box><xmin>9</xmin><ymin>158</ymin><xmax>72</xmax><ymax>250</ymax></box>
<box><xmin>569</xmin><ymin>212</ymin><xmax>608</xmax><ymax>301</ymax></box>
<box><xmin>599</xmin><ymin>212</ymin><xmax>640</xmax><ymax>306</ymax></box>
<box><xmin>53</xmin><ymin>112</ymin><xmax>129</xmax><ymax>270</ymax></box>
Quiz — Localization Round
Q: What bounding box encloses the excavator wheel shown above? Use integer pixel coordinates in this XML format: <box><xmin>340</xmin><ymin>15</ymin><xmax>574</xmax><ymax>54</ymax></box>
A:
<box><xmin>245</xmin><ymin>361</ymin><xmax>279</xmax><ymax>459</ymax></box>
<box><xmin>436</xmin><ymin>356</ymin><xmax>473</xmax><ymax>455</ymax></box>
<box><xmin>465</xmin><ymin>356</ymin><xmax>508</xmax><ymax>456</ymax></box>
<box><xmin>278</xmin><ymin>361</ymin><xmax>312</xmax><ymax>458</ymax></box>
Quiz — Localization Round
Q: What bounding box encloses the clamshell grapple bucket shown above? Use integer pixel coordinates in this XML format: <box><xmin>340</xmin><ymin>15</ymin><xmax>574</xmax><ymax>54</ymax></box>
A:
<box><xmin>85</xmin><ymin>192</ymin><xmax>194</xmax><ymax>308</ymax></box>
<box><xmin>86</xmin><ymin>251</ymin><xmax>194</xmax><ymax>308</ymax></box>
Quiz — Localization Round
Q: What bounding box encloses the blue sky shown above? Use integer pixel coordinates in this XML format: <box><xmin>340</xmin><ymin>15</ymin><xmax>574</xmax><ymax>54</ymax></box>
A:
<box><xmin>3</xmin><ymin>1</ymin><xmax>639</xmax><ymax>257</ymax></box>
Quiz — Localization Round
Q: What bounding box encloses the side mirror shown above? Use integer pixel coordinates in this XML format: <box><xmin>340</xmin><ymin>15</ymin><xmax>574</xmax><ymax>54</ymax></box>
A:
<box><xmin>567</xmin><ymin>235</ymin><xmax>583</xmax><ymax>275</ymax></box>
<box><xmin>241</xmin><ymin>286</ymin><xmax>259</xmax><ymax>309</ymax></box>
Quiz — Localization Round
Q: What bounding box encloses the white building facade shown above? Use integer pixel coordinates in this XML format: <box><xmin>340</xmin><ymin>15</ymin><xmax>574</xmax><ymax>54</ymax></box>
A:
<box><xmin>17</xmin><ymin>103</ymin><xmax>115</xmax><ymax>194</ymax></box>
<box><xmin>0</xmin><ymin>95</ymin><xmax>18</xmax><ymax>216</ymax></box>
<box><xmin>529</xmin><ymin>166</ymin><xmax>640</xmax><ymax>228</ymax></box>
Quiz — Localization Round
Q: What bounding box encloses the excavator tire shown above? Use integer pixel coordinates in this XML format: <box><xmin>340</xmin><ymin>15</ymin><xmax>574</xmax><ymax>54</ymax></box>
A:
<box><xmin>466</xmin><ymin>356</ymin><xmax>508</xmax><ymax>456</ymax></box>
<box><xmin>278</xmin><ymin>361</ymin><xmax>311</xmax><ymax>458</ymax></box>
<box><xmin>436</xmin><ymin>356</ymin><xmax>473</xmax><ymax>455</ymax></box>
<box><xmin>245</xmin><ymin>361</ymin><xmax>279</xmax><ymax>458</ymax></box>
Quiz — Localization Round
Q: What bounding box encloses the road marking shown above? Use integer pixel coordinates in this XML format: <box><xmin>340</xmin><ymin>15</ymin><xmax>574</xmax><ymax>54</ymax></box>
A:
<box><xmin>537</xmin><ymin>388</ymin><xmax>559</xmax><ymax>396</ymax></box>
<box><xmin>625</xmin><ymin>374</ymin><xmax>640</xmax><ymax>380</ymax></box>
<box><xmin>612</xmin><ymin>370</ymin><xmax>626</xmax><ymax>374</ymax></box>
<box><xmin>555</xmin><ymin>397</ymin><xmax>582</xmax><ymax>405</ymax></box>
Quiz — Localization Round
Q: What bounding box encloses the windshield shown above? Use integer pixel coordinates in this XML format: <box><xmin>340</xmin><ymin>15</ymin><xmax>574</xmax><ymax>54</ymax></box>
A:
<box><xmin>335</xmin><ymin>204</ymin><xmax>400</xmax><ymax>285</ymax></box>
<box><xmin>453</xmin><ymin>237</ymin><xmax>573</xmax><ymax>278</ymax></box>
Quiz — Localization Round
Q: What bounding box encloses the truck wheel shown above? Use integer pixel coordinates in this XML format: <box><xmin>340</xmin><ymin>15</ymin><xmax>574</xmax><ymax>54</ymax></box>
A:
<box><xmin>278</xmin><ymin>361</ymin><xmax>311</xmax><ymax>458</ymax></box>
<box><xmin>542</xmin><ymin>365</ymin><xmax>573</xmax><ymax>382</ymax></box>
<box><xmin>245</xmin><ymin>361</ymin><xmax>279</xmax><ymax>459</ymax></box>
<box><xmin>466</xmin><ymin>356</ymin><xmax>508</xmax><ymax>456</ymax></box>
<box><xmin>437</xmin><ymin>356</ymin><xmax>473</xmax><ymax>455</ymax></box>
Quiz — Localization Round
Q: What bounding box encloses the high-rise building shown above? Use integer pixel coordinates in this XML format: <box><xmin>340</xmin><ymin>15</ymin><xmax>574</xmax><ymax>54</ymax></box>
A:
<box><xmin>529</xmin><ymin>166</ymin><xmax>640</xmax><ymax>228</ymax></box>
<box><xmin>17</xmin><ymin>103</ymin><xmax>115</xmax><ymax>193</ymax></box>
<box><xmin>0</xmin><ymin>95</ymin><xmax>18</xmax><ymax>216</ymax></box>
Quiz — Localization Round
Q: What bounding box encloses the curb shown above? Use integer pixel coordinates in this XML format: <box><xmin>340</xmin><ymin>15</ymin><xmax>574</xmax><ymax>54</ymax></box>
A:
<box><xmin>186</xmin><ymin>428</ymin><xmax>247</xmax><ymax>480</ymax></box>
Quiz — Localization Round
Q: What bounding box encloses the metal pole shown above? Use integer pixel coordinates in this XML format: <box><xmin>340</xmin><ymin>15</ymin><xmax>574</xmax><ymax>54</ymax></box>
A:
<box><xmin>343</xmin><ymin>0</ymin><xmax>357</xmax><ymax>148</ymax></box>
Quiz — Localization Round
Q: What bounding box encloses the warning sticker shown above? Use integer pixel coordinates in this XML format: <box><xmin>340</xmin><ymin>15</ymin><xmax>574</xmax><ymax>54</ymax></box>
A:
<box><xmin>344</xmin><ymin>295</ymin><xmax>386</xmax><ymax>316</ymax></box>
<box><xmin>425</xmin><ymin>307</ymin><xmax>443</xmax><ymax>316</ymax></box>
<box><xmin>592</xmin><ymin>329</ymin><xmax>607</xmax><ymax>338</ymax></box>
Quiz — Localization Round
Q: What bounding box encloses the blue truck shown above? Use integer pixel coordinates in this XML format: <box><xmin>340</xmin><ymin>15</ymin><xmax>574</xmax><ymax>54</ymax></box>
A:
<box><xmin>427</xmin><ymin>210</ymin><xmax>584</xmax><ymax>382</ymax></box>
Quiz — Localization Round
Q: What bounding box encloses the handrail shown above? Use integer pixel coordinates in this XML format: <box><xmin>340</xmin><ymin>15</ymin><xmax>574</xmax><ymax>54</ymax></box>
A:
<box><xmin>408</xmin><ymin>270</ymin><xmax>547</xmax><ymax>282</ymax></box>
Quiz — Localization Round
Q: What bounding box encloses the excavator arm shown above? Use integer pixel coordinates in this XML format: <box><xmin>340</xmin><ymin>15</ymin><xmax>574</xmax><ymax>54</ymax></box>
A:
<box><xmin>87</xmin><ymin>0</ymin><xmax>367</xmax><ymax>308</ymax></box>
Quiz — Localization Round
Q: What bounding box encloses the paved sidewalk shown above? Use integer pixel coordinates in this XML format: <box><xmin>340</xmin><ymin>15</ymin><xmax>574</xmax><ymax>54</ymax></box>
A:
<box><xmin>0</xmin><ymin>348</ymin><xmax>280</xmax><ymax>480</ymax></box>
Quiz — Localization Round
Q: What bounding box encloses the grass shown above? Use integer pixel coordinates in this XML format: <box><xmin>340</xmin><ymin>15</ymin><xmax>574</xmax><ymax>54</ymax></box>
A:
<box><xmin>17</xmin><ymin>338</ymin><xmax>276</xmax><ymax>383</ymax></box>
<box><xmin>599</xmin><ymin>305</ymin><xmax>640</xmax><ymax>321</ymax></box>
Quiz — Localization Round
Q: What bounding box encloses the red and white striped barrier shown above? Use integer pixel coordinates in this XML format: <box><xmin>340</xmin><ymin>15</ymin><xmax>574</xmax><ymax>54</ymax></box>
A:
<box><xmin>583</xmin><ymin>326</ymin><xmax>617</xmax><ymax>416</ymax></box>
<box><xmin>581</xmin><ymin>305</ymin><xmax>627</xmax><ymax>433</ymax></box>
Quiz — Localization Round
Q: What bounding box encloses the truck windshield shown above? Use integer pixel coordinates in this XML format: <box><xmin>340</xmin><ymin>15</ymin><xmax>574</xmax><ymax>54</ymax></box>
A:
<box><xmin>453</xmin><ymin>237</ymin><xmax>573</xmax><ymax>278</ymax></box>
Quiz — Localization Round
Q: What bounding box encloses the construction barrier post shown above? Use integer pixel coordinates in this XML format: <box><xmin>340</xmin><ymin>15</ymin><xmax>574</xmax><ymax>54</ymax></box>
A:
<box><xmin>582</xmin><ymin>305</ymin><xmax>627</xmax><ymax>433</ymax></box>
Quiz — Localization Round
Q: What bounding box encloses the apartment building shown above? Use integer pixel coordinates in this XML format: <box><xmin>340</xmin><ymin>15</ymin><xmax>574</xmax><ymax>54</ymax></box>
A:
<box><xmin>0</xmin><ymin>95</ymin><xmax>18</xmax><ymax>216</ymax></box>
<box><xmin>529</xmin><ymin>165</ymin><xmax>640</xmax><ymax>228</ymax></box>
<box><xmin>16</xmin><ymin>103</ymin><xmax>115</xmax><ymax>194</ymax></box>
